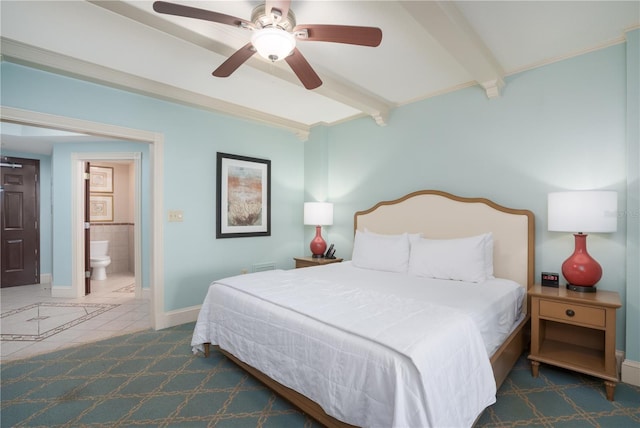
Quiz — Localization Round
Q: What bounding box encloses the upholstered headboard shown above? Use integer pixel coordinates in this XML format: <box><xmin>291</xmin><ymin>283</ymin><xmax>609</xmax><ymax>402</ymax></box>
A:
<box><xmin>354</xmin><ymin>190</ymin><xmax>535</xmax><ymax>290</ymax></box>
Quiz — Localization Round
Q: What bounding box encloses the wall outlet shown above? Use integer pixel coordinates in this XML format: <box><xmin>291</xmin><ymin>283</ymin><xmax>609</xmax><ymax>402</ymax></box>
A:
<box><xmin>168</xmin><ymin>210</ymin><xmax>183</xmax><ymax>222</ymax></box>
<box><xmin>240</xmin><ymin>269</ymin><xmax>248</xmax><ymax>274</ymax></box>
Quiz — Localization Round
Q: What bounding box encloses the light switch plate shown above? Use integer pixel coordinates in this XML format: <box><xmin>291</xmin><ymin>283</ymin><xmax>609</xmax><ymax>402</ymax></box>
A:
<box><xmin>168</xmin><ymin>210</ymin><xmax>183</xmax><ymax>222</ymax></box>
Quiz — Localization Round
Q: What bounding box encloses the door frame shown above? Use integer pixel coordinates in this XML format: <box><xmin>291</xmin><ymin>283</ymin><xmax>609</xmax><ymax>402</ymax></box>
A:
<box><xmin>74</xmin><ymin>153</ymin><xmax>142</xmax><ymax>298</ymax></box>
<box><xmin>0</xmin><ymin>106</ymin><xmax>165</xmax><ymax>330</ymax></box>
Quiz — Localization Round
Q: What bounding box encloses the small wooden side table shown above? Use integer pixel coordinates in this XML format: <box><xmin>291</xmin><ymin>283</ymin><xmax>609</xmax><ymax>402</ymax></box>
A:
<box><xmin>528</xmin><ymin>284</ymin><xmax>621</xmax><ymax>400</ymax></box>
<box><xmin>294</xmin><ymin>257</ymin><xmax>343</xmax><ymax>269</ymax></box>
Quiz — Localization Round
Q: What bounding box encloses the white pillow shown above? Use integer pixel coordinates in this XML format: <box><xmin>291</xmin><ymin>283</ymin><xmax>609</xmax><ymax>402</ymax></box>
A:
<box><xmin>483</xmin><ymin>233</ymin><xmax>495</xmax><ymax>279</ymax></box>
<box><xmin>365</xmin><ymin>228</ymin><xmax>422</xmax><ymax>244</ymax></box>
<box><xmin>352</xmin><ymin>230</ymin><xmax>410</xmax><ymax>273</ymax></box>
<box><xmin>408</xmin><ymin>233</ymin><xmax>492</xmax><ymax>283</ymax></box>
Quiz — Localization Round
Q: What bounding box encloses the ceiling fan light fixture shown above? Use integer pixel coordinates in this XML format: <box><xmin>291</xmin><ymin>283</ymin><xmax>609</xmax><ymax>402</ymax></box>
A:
<box><xmin>251</xmin><ymin>27</ymin><xmax>295</xmax><ymax>62</ymax></box>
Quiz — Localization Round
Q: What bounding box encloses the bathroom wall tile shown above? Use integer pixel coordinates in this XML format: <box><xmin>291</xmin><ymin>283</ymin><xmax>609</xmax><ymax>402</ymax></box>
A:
<box><xmin>128</xmin><ymin>225</ymin><xmax>135</xmax><ymax>273</ymax></box>
<box><xmin>90</xmin><ymin>223</ymin><xmax>134</xmax><ymax>275</ymax></box>
<box><xmin>114</xmin><ymin>231</ymin><xmax>128</xmax><ymax>246</ymax></box>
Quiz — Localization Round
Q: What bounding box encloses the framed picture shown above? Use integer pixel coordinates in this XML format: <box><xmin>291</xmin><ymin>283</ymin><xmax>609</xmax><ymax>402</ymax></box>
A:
<box><xmin>90</xmin><ymin>195</ymin><xmax>114</xmax><ymax>222</ymax></box>
<box><xmin>217</xmin><ymin>152</ymin><xmax>271</xmax><ymax>238</ymax></box>
<box><xmin>90</xmin><ymin>166</ymin><xmax>113</xmax><ymax>193</ymax></box>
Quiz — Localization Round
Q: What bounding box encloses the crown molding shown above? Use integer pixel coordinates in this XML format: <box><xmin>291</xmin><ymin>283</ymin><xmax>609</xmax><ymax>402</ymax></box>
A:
<box><xmin>504</xmin><ymin>37</ymin><xmax>628</xmax><ymax>78</ymax></box>
<box><xmin>0</xmin><ymin>37</ymin><xmax>311</xmax><ymax>141</ymax></box>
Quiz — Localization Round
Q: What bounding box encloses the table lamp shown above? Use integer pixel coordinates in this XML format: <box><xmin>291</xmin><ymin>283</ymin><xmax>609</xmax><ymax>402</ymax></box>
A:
<box><xmin>304</xmin><ymin>202</ymin><xmax>333</xmax><ymax>258</ymax></box>
<box><xmin>548</xmin><ymin>190</ymin><xmax>617</xmax><ymax>292</ymax></box>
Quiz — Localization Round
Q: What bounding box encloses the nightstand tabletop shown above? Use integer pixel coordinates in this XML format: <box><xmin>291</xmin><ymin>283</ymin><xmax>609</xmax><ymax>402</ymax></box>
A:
<box><xmin>294</xmin><ymin>256</ymin><xmax>343</xmax><ymax>268</ymax></box>
<box><xmin>529</xmin><ymin>284</ymin><xmax>621</xmax><ymax>308</ymax></box>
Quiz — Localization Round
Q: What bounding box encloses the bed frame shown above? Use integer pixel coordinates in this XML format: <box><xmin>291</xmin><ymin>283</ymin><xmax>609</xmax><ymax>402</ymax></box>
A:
<box><xmin>206</xmin><ymin>190</ymin><xmax>535</xmax><ymax>427</ymax></box>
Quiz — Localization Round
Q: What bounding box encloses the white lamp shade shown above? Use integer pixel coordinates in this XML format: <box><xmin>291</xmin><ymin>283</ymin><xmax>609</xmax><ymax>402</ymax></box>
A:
<box><xmin>548</xmin><ymin>191</ymin><xmax>617</xmax><ymax>233</ymax></box>
<box><xmin>251</xmin><ymin>28</ymin><xmax>295</xmax><ymax>61</ymax></box>
<box><xmin>304</xmin><ymin>202</ymin><xmax>333</xmax><ymax>226</ymax></box>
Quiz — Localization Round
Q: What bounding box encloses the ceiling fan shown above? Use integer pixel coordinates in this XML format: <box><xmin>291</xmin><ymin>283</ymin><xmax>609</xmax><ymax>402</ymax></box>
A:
<box><xmin>152</xmin><ymin>1</ymin><xmax>382</xmax><ymax>90</ymax></box>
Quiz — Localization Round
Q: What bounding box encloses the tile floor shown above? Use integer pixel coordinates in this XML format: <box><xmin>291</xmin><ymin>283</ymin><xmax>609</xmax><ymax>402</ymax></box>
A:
<box><xmin>1</xmin><ymin>273</ymin><xmax>150</xmax><ymax>362</ymax></box>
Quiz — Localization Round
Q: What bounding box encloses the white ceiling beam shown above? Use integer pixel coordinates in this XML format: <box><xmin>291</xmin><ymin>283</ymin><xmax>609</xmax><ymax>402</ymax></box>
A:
<box><xmin>400</xmin><ymin>1</ymin><xmax>505</xmax><ymax>99</ymax></box>
<box><xmin>89</xmin><ymin>0</ymin><xmax>392</xmax><ymax>125</ymax></box>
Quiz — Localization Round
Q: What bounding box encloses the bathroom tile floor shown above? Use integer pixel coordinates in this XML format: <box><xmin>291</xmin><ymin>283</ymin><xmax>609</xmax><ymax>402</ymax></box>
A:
<box><xmin>1</xmin><ymin>273</ymin><xmax>150</xmax><ymax>362</ymax></box>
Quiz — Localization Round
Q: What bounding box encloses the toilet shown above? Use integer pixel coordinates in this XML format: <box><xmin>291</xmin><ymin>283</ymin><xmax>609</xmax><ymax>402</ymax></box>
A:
<box><xmin>90</xmin><ymin>240</ymin><xmax>111</xmax><ymax>280</ymax></box>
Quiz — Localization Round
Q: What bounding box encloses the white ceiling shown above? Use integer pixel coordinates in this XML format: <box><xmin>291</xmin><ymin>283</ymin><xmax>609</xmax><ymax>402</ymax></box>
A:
<box><xmin>1</xmin><ymin>0</ymin><xmax>639</xmax><ymax>146</ymax></box>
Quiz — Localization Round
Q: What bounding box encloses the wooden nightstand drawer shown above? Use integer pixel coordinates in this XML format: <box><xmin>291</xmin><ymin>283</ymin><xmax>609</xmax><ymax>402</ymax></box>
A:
<box><xmin>538</xmin><ymin>299</ymin><xmax>605</xmax><ymax>328</ymax></box>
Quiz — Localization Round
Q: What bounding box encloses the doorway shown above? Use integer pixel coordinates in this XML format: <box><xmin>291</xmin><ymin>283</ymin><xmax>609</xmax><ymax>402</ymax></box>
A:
<box><xmin>1</xmin><ymin>107</ymin><xmax>165</xmax><ymax>330</ymax></box>
<box><xmin>82</xmin><ymin>156</ymin><xmax>142</xmax><ymax>299</ymax></box>
<box><xmin>1</xmin><ymin>156</ymin><xmax>40</xmax><ymax>287</ymax></box>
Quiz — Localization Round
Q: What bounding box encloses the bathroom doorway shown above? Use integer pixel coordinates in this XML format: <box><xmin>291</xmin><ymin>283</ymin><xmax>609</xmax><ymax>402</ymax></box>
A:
<box><xmin>82</xmin><ymin>154</ymin><xmax>143</xmax><ymax>299</ymax></box>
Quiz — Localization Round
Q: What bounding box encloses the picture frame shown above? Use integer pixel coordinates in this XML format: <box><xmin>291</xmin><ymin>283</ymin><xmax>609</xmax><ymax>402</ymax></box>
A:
<box><xmin>90</xmin><ymin>195</ymin><xmax>114</xmax><ymax>222</ymax></box>
<box><xmin>89</xmin><ymin>166</ymin><xmax>113</xmax><ymax>193</ymax></box>
<box><xmin>217</xmin><ymin>152</ymin><xmax>271</xmax><ymax>238</ymax></box>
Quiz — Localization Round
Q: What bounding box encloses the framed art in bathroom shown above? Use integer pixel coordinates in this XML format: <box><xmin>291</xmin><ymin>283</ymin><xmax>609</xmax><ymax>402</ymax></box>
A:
<box><xmin>216</xmin><ymin>152</ymin><xmax>271</xmax><ymax>238</ymax></box>
<box><xmin>90</xmin><ymin>195</ymin><xmax>114</xmax><ymax>222</ymax></box>
<box><xmin>89</xmin><ymin>166</ymin><xmax>113</xmax><ymax>193</ymax></box>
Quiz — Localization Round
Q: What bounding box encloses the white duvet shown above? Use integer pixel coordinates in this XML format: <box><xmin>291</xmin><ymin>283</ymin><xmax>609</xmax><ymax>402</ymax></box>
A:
<box><xmin>192</xmin><ymin>262</ymin><xmax>524</xmax><ymax>427</ymax></box>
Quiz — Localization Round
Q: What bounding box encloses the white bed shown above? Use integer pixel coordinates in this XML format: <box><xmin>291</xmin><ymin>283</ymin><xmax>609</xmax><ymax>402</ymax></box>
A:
<box><xmin>192</xmin><ymin>190</ymin><xmax>535</xmax><ymax>427</ymax></box>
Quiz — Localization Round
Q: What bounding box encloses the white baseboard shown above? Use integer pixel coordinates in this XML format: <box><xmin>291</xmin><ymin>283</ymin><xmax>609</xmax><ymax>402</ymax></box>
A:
<box><xmin>40</xmin><ymin>273</ymin><xmax>52</xmax><ymax>284</ymax></box>
<box><xmin>621</xmin><ymin>359</ymin><xmax>640</xmax><ymax>386</ymax></box>
<box><xmin>155</xmin><ymin>305</ymin><xmax>201</xmax><ymax>330</ymax></box>
<box><xmin>616</xmin><ymin>350</ymin><xmax>624</xmax><ymax>378</ymax></box>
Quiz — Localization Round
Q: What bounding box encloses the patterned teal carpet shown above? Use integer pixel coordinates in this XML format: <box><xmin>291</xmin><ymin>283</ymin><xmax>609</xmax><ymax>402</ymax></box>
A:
<box><xmin>2</xmin><ymin>322</ymin><xmax>639</xmax><ymax>427</ymax></box>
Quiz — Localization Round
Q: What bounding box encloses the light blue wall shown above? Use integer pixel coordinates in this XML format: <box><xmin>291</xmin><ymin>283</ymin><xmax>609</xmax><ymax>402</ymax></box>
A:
<box><xmin>625</xmin><ymin>29</ymin><xmax>640</xmax><ymax>363</ymax></box>
<box><xmin>303</xmin><ymin>125</ymin><xmax>332</xmax><ymax>246</ymax></box>
<box><xmin>0</xmin><ymin>150</ymin><xmax>52</xmax><ymax>277</ymax></box>
<box><xmin>0</xmin><ymin>62</ymin><xmax>305</xmax><ymax>311</ymax></box>
<box><xmin>311</xmin><ymin>42</ymin><xmax>634</xmax><ymax>352</ymax></box>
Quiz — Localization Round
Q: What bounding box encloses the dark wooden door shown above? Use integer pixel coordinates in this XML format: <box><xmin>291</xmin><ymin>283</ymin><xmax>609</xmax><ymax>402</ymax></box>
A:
<box><xmin>84</xmin><ymin>162</ymin><xmax>91</xmax><ymax>295</ymax></box>
<box><xmin>1</xmin><ymin>156</ymin><xmax>40</xmax><ymax>287</ymax></box>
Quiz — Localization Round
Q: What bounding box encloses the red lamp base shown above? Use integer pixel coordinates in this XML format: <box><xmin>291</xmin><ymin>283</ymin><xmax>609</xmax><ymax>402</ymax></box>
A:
<box><xmin>562</xmin><ymin>233</ymin><xmax>601</xmax><ymax>293</ymax></box>
<box><xmin>310</xmin><ymin>225</ymin><xmax>327</xmax><ymax>258</ymax></box>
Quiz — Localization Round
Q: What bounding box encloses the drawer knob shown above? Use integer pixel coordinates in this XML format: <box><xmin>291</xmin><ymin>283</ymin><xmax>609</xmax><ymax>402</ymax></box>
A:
<box><xmin>566</xmin><ymin>309</ymin><xmax>575</xmax><ymax>317</ymax></box>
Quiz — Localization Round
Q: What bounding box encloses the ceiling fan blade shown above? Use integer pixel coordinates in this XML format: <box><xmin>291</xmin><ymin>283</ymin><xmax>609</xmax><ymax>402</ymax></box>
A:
<box><xmin>285</xmin><ymin>48</ymin><xmax>322</xmax><ymax>90</ymax></box>
<box><xmin>153</xmin><ymin>1</ymin><xmax>252</xmax><ymax>28</ymax></box>
<box><xmin>212</xmin><ymin>43</ymin><xmax>256</xmax><ymax>77</ymax></box>
<box><xmin>294</xmin><ymin>24</ymin><xmax>382</xmax><ymax>47</ymax></box>
<box><xmin>265</xmin><ymin>0</ymin><xmax>290</xmax><ymax>20</ymax></box>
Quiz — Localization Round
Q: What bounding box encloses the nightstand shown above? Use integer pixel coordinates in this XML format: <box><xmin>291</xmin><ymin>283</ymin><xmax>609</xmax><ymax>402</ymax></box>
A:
<box><xmin>528</xmin><ymin>284</ymin><xmax>621</xmax><ymax>400</ymax></box>
<box><xmin>294</xmin><ymin>257</ymin><xmax>343</xmax><ymax>269</ymax></box>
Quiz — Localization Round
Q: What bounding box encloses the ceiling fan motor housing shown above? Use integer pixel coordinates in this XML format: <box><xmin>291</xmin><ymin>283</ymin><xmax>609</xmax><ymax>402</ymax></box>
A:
<box><xmin>251</xmin><ymin>4</ymin><xmax>296</xmax><ymax>30</ymax></box>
